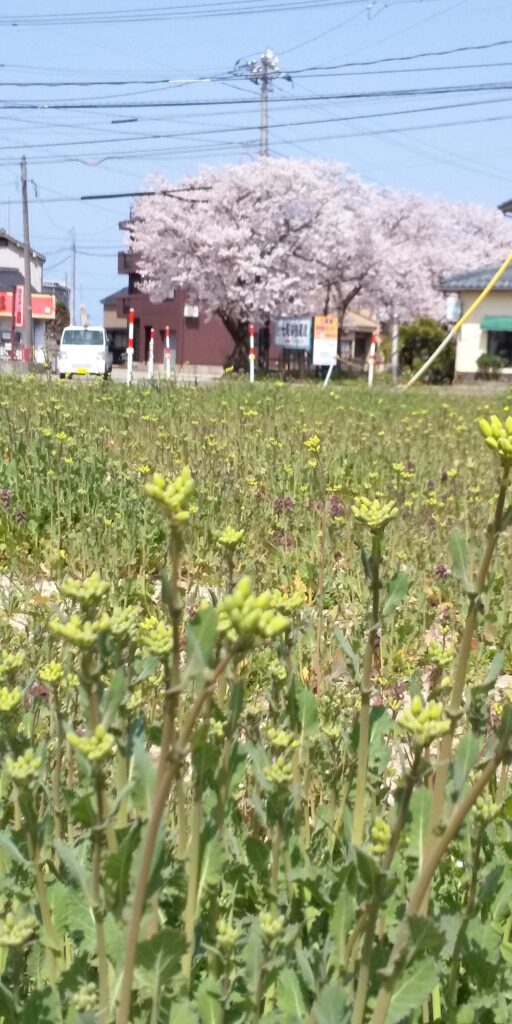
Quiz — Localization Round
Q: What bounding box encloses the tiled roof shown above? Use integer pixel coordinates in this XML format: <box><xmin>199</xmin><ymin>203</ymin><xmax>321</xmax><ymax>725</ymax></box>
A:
<box><xmin>0</xmin><ymin>230</ymin><xmax>45</xmax><ymax>262</ymax></box>
<box><xmin>440</xmin><ymin>264</ymin><xmax>512</xmax><ymax>292</ymax></box>
<box><xmin>101</xmin><ymin>286</ymin><xmax>129</xmax><ymax>305</ymax></box>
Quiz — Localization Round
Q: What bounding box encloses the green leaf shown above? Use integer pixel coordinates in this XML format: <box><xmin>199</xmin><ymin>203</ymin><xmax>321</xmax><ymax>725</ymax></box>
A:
<box><xmin>102</xmin><ymin>668</ymin><xmax>129</xmax><ymax>725</ymax></box>
<box><xmin>276</xmin><ymin>968</ymin><xmax>306</xmax><ymax>1018</ymax></box>
<box><xmin>168</xmin><ymin>1003</ymin><xmax>198</xmax><ymax>1024</ymax></box>
<box><xmin>103</xmin><ymin>823</ymin><xmax>142</xmax><ymax>914</ymax></box>
<box><xmin>353</xmin><ymin>848</ymin><xmax>382</xmax><ymax>899</ymax></box>
<box><xmin>196</xmin><ymin>976</ymin><xmax>221</xmax><ymax>1024</ymax></box>
<box><xmin>387</xmin><ymin>957</ymin><xmax>438</xmax><ymax>1024</ymax></box>
<box><xmin>312</xmin><ymin>983</ymin><xmax>349</xmax><ymax>1024</ymax></box>
<box><xmin>382</xmin><ymin>571</ymin><xmax>410</xmax><ymax>619</ymax></box>
<box><xmin>134</xmin><ymin>928</ymin><xmax>186</xmax><ymax>996</ymax></box>
<box><xmin>479</xmin><ymin>865</ymin><xmax>504</xmax><ymax>907</ymax></box>
<box><xmin>450</xmin><ymin>531</ymin><xmax>476</xmax><ymax>595</ymax></box>
<box><xmin>483</xmin><ymin>650</ymin><xmax>505</xmax><ymax>689</ymax></box>
<box><xmin>54</xmin><ymin>840</ymin><xmax>91</xmax><ymax>901</ymax></box>
<box><xmin>333</xmin><ymin>627</ymin><xmax>359</xmax><ymax>679</ymax></box>
<box><xmin>20</xmin><ymin>987</ymin><xmax>63</xmax><ymax>1024</ymax></box>
<box><xmin>131</xmin><ymin>734</ymin><xmax>157</xmax><ymax>815</ymax></box>
<box><xmin>328</xmin><ymin>891</ymin><xmax>355</xmax><ymax>970</ymax></box>
<box><xmin>243</xmin><ymin>920</ymin><xmax>264</xmax><ymax>998</ymax></box>
<box><xmin>0</xmin><ymin>829</ymin><xmax>29</xmax><ymax>867</ymax></box>
<box><xmin>246</xmin><ymin>836</ymin><xmax>269</xmax><ymax>877</ymax></box>
<box><xmin>185</xmin><ymin>606</ymin><xmax>218</xmax><ymax>679</ymax></box>
<box><xmin>407</xmin><ymin>917</ymin><xmax>445</xmax><ymax>960</ymax></box>
<box><xmin>0</xmin><ymin>981</ymin><xmax>16</xmax><ymax>1020</ymax></box>
<box><xmin>196</xmin><ymin>836</ymin><xmax>225</xmax><ymax>909</ymax></box>
<box><xmin>453</xmin><ymin>733</ymin><xmax>481</xmax><ymax>800</ymax></box>
<box><xmin>407</xmin><ymin>789</ymin><xmax>432</xmax><ymax>869</ymax></box>
<box><xmin>296</xmin><ymin>686</ymin><xmax>319</xmax><ymax>741</ymax></box>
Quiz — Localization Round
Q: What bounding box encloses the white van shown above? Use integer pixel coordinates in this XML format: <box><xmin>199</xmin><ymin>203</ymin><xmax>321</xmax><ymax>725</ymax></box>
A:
<box><xmin>58</xmin><ymin>326</ymin><xmax>113</xmax><ymax>379</ymax></box>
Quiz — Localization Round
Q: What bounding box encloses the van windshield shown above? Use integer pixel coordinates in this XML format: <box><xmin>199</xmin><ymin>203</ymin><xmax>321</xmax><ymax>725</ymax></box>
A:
<box><xmin>62</xmin><ymin>330</ymin><xmax>104</xmax><ymax>346</ymax></box>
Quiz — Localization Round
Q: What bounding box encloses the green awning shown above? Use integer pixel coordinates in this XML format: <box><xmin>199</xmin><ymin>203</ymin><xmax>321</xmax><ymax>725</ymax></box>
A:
<box><xmin>480</xmin><ymin>316</ymin><xmax>512</xmax><ymax>331</ymax></box>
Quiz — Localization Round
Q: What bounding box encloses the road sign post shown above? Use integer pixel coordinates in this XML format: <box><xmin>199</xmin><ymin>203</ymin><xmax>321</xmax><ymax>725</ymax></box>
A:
<box><xmin>126</xmin><ymin>307</ymin><xmax>134</xmax><ymax>386</ymax></box>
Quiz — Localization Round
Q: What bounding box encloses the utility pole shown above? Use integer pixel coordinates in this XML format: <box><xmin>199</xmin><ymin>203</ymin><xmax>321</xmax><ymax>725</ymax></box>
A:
<box><xmin>20</xmin><ymin>156</ymin><xmax>33</xmax><ymax>361</ymax></box>
<box><xmin>233</xmin><ymin>49</ymin><xmax>291</xmax><ymax>157</ymax></box>
<box><xmin>70</xmin><ymin>229</ymin><xmax>76</xmax><ymax>324</ymax></box>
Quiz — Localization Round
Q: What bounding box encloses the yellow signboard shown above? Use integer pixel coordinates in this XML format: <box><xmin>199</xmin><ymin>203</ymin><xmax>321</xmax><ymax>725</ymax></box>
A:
<box><xmin>313</xmin><ymin>315</ymin><xmax>338</xmax><ymax>366</ymax></box>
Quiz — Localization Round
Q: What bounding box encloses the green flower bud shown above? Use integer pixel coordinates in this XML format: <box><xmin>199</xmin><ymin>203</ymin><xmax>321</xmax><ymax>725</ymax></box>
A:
<box><xmin>39</xmin><ymin>661</ymin><xmax>64</xmax><ymax>687</ymax></box>
<box><xmin>71</xmin><ymin>983</ymin><xmax>98</xmax><ymax>1012</ymax></box>
<box><xmin>259</xmin><ymin>910</ymin><xmax>285</xmax><ymax>941</ymax></box>
<box><xmin>352</xmin><ymin>495</ymin><xmax>399</xmax><ymax>534</ymax></box>
<box><xmin>67</xmin><ymin>724</ymin><xmax>115</xmax><ymax>764</ymax></box>
<box><xmin>0</xmin><ymin>913</ymin><xmax>37</xmax><ymax>947</ymax></box>
<box><xmin>0</xmin><ymin>687</ymin><xmax>21</xmax><ymax>713</ymax></box>
<box><xmin>145</xmin><ymin>466</ymin><xmax>194</xmax><ymax>531</ymax></box>
<box><xmin>61</xmin><ymin>571</ymin><xmax>109</xmax><ymax>608</ymax></box>
<box><xmin>0</xmin><ymin>652</ymin><xmax>24</xmax><ymax>678</ymax></box>
<box><xmin>369</xmin><ymin>817</ymin><xmax>391</xmax><ymax>856</ymax></box>
<box><xmin>397</xmin><ymin>697</ymin><xmax>451</xmax><ymax>747</ymax></box>
<box><xmin>217</xmin><ymin>918</ymin><xmax>242</xmax><ymax>951</ymax></box>
<box><xmin>479</xmin><ymin>414</ymin><xmax>512</xmax><ymax>465</ymax></box>
<box><xmin>217</xmin><ymin>526</ymin><xmax>245</xmax><ymax>550</ymax></box>
<box><xmin>6</xmin><ymin>749</ymin><xmax>42</xmax><ymax>784</ymax></box>
<box><xmin>50</xmin><ymin>614</ymin><xmax>99</xmax><ymax>650</ymax></box>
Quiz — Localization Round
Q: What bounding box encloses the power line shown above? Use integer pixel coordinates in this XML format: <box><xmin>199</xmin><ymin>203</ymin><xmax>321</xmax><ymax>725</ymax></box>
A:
<box><xmin>5</xmin><ymin>79</ymin><xmax>512</xmax><ymax>110</ymax></box>
<box><xmin>6</xmin><ymin>58</ymin><xmax>512</xmax><ymax>88</ymax></box>
<box><xmin>0</xmin><ymin>0</ymin><xmax>445</xmax><ymax>26</ymax></box>
<box><xmin>0</xmin><ymin>92</ymin><xmax>511</xmax><ymax>157</ymax></box>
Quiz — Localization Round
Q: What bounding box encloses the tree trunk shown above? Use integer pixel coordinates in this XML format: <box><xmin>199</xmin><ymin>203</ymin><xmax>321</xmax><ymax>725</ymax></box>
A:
<box><xmin>220</xmin><ymin>313</ymin><xmax>249</xmax><ymax>370</ymax></box>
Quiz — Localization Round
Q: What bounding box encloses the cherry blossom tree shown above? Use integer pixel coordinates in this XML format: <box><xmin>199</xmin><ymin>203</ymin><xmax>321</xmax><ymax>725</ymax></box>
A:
<box><xmin>131</xmin><ymin>158</ymin><xmax>512</xmax><ymax>365</ymax></box>
<box><xmin>132</xmin><ymin>159</ymin><xmax>343</xmax><ymax>365</ymax></box>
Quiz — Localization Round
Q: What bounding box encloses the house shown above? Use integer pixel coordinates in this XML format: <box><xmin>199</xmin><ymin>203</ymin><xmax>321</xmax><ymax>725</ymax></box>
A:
<box><xmin>0</xmin><ymin>264</ymin><xmax>56</xmax><ymax>364</ymax></box>
<box><xmin>108</xmin><ymin>219</ymin><xmax>379</xmax><ymax>373</ymax></box>
<box><xmin>441</xmin><ymin>264</ymin><xmax>512</xmax><ymax>379</ymax></box>
<box><xmin>104</xmin><ymin>230</ymin><xmax>234</xmax><ymax>370</ymax></box>
<box><xmin>0</xmin><ymin>230</ymin><xmax>44</xmax><ymax>290</ymax></box>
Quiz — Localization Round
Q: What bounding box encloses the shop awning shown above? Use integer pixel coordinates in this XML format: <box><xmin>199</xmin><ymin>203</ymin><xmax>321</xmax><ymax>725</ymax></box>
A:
<box><xmin>480</xmin><ymin>316</ymin><xmax>512</xmax><ymax>331</ymax></box>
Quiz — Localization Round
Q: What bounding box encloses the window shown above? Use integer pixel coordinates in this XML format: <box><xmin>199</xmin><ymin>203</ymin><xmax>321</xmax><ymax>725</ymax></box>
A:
<box><xmin>488</xmin><ymin>331</ymin><xmax>512</xmax><ymax>366</ymax></box>
<box><xmin>61</xmin><ymin>329</ymin><xmax>104</xmax><ymax>346</ymax></box>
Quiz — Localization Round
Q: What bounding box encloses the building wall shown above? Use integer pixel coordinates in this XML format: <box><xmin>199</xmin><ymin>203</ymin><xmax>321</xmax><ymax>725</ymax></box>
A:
<box><xmin>0</xmin><ymin>243</ymin><xmax>43</xmax><ymax>291</ymax></box>
<box><xmin>104</xmin><ymin>306</ymin><xmax>127</xmax><ymax>331</ymax></box>
<box><xmin>114</xmin><ymin>289</ymin><xmax>234</xmax><ymax>366</ymax></box>
<box><xmin>455</xmin><ymin>290</ymin><xmax>512</xmax><ymax>375</ymax></box>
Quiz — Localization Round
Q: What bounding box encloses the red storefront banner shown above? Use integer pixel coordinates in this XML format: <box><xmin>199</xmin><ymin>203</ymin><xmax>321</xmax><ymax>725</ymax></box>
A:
<box><xmin>0</xmin><ymin>288</ymin><xmax>56</xmax><ymax>325</ymax></box>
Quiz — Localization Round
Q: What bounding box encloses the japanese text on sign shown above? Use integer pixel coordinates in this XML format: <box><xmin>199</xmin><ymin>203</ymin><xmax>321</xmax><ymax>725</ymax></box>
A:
<box><xmin>274</xmin><ymin>317</ymin><xmax>312</xmax><ymax>351</ymax></box>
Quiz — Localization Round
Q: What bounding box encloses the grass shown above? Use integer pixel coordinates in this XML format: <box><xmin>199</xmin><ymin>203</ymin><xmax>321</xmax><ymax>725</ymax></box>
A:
<box><xmin>0</xmin><ymin>374</ymin><xmax>510</xmax><ymax>1023</ymax></box>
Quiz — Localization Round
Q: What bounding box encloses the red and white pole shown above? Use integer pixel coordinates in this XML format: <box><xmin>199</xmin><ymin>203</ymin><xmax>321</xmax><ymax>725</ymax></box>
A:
<box><xmin>126</xmin><ymin>307</ymin><xmax>134</xmax><ymax>386</ymax></box>
<box><xmin>148</xmin><ymin>326</ymin><xmax>155</xmax><ymax>380</ymax></box>
<box><xmin>367</xmin><ymin>330</ymin><xmax>378</xmax><ymax>389</ymax></box>
<box><xmin>164</xmin><ymin>324</ymin><xmax>171</xmax><ymax>380</ymax></box>
<box><xmin>249</xmin><ymin>322</ymin><xmax>255</xmax><ymax>384</ymax></box>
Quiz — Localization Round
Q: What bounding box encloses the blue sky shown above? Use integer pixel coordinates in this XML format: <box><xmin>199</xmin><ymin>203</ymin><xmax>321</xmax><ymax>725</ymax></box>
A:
<box><xmin>0</xmin><ymin>0</ymin><xmax>510</xmax><ymax>320</ymax></box>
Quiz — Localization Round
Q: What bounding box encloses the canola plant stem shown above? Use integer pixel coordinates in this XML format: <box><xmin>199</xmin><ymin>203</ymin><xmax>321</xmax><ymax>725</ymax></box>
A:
<box><xmin>352</xmin><ymin>534</ymin><xmax>381</xmax><ymax>847</ymax></box>
<box><xmin>369</xmin><ymin>748</ymin><xmax>505</xmax><ymax>1024</ymax></box>
<box><xmin>351</xmin><ymin>752</ymin><xmax>421</xmax><ymax>1024</ymax></box>
<box><xmin>427</xmin><ymin>467</ymin><xmax>510</xmax><ymax>867</ymax></box>
<box><xmin>116</xmin><ymin>652</ymin><xmax>233</xmax><ymax>1024</ymax></box>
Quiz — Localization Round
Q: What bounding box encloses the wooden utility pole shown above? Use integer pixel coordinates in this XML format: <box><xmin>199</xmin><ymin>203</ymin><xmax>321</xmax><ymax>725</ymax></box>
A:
<box><xmin>70</xmin><ymin>229</ymin><xmax>76</xmax><ymax>324</ymax></box>
<box><xmin>20</xmin><ymin>156</ymin><xmax>33</xmax><ymax>361</ymax></box>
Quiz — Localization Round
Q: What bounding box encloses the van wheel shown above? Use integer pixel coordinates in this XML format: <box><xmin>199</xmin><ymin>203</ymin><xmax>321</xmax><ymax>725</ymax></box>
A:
<box><xmin>59</xmin><ymin>373</ymin><xmax>65</xmax><ymax>379</ymax></box>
